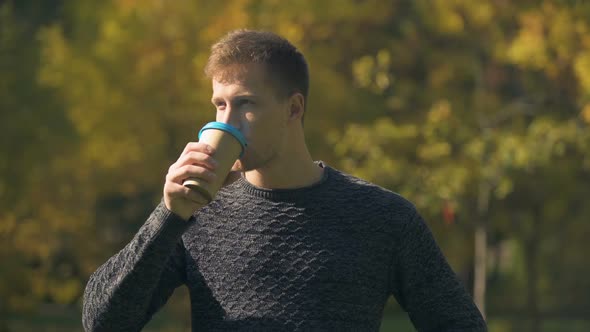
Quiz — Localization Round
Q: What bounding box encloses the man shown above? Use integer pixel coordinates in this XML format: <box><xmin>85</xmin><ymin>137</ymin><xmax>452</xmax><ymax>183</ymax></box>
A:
<box><xmin>82</xmin><ymin>29</ymin><xmax>487</xmax><ymax>331</ymax></box>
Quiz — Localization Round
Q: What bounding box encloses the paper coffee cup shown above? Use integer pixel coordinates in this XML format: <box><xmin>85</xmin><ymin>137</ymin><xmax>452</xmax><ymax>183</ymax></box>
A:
<box><xmin>182</xmin><ymin>122</ymin><xmax>247</xmax><ymax>202</ymax></box>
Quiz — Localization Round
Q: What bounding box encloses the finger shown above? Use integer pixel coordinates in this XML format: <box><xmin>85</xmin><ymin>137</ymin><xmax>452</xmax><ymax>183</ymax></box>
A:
<box><xmin>168</xmin><ymin>182</ymin><xmax>210</xmax><ymax>205</ymax></box>
<box><xmin>167</xmin><ymin>164</ymin><xmax>217</xmax><ymax>184</ymax></box>
<box><xmin>181</xmin><ymin>142</ymin><xmax>216</xmax><ymax>156</ymax></box>
<box><xmin>176</xmin><ymin>151</ymin><xmax>219</xmax><ymax>171</ymax></box>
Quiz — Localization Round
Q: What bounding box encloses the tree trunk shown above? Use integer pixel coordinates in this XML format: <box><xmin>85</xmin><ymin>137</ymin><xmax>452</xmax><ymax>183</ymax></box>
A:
<box><xmin>525</xmin><ymin>208</ymin><xmax>541</xmax><ymax>332</ymax></box>
<box><xmin>474</xmin><ymin>181</ymin><xmax>490</xmax><ymax>320</ymax></box>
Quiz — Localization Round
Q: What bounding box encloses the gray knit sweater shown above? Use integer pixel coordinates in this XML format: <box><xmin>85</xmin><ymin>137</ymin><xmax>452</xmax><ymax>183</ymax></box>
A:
<box><xmin>82</xmin><ymin>163</ymin><xmax>486</xmax><ymax>331</ymax></box>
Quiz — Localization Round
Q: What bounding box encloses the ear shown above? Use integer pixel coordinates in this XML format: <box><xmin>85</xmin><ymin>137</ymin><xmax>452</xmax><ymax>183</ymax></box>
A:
<box><xmin>287</xmin><ymin>93</ymin><xmax>305</xmax><ymax>122</ymax></box>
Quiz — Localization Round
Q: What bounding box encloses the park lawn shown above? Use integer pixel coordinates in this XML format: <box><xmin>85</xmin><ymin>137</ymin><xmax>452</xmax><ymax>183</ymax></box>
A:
<box><xmin>7</xmin><ymin>305</ymin><xmax>590</xmax><ymax>332</ymax></box>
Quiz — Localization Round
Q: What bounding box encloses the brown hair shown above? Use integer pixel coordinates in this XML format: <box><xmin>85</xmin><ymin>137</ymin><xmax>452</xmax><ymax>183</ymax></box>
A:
<box><xmin>205</xmin><ymin>29</ymin><xmax>309</xmax><ymax>107</ymax></box>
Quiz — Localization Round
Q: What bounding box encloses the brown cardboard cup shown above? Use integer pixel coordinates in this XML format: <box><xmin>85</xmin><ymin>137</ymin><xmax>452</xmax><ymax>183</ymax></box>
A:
<box><xmin>182</xmin><ymin>127</ymin><xmax>243</xmax><ymax>202</ymax></box>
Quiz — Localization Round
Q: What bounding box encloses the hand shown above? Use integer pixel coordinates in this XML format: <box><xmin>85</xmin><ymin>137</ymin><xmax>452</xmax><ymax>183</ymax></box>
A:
<box><xmin>163</xmin><ymin>142</ymin><xmax>218</xmax><ymax>220</ymax></box>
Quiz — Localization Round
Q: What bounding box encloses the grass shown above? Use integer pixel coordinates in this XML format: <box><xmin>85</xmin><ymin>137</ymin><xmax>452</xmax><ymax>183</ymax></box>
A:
<box><xmin>8</xmin><ymin>312</ymin><xmax>590</xmax><ymax>332</ymax></box>
<box><xmin>7</xmin><ymin>301</ymin><xmax>590</xmax><ymax>332</ymax></box>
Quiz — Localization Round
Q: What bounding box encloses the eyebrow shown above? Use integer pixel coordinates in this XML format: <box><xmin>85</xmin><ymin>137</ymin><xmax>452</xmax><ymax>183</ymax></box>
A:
<box><xmin>211</xmin><ymin>94</ymin><xmax>258</xmax><ymax>104</ymax></box>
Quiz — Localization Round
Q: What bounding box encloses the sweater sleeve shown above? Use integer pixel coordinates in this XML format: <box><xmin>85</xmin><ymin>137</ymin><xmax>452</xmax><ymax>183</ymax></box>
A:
<box><xmin>389</xmin><ymin>209</ymin><xmax>487</xmax><ymax>332</ymax></box>
<box><xmin>82</xmin><ymin>200</ymin><xmax>192</xmax><ymax>332</ymax></box>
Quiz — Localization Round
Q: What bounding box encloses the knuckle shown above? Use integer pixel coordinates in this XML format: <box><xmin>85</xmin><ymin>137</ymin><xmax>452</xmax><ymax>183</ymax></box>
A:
<box><xmin>187</xmin><ymin>165</ymin><xmax>199</xmax><ymax>176</ymax></box>
<box><xmin>190</xmin><ymin>152</ymin><xmax>209</xmax><ymax>165</ymax></box>
<box><xmin>177</xmin><ymin>154</ymin><xmax>190</xmax><ymax>166</ymax></box>
<box><xmin>204</xmin><ymin>154</ymin><xmax>215</xmax><ymax>164</ymax></box>
<box><xmin>188</xmin><ymin>151</ymin><xmax>200</xmax><ymax>160</ymax></box>
<box><xmin>165</xmin><ymin>171</ymin><xmax>174</xmax><ymax>181</ymax></box>
<box><xmin>176</xmin><ymin>165</ymin><xmax>189</xmax><ymax>178</ymax></box>
<box><xmin>181</xmin><ymin>165</ymin><xmax>198</xmax><ymax>178</ymax></box>
<box><xmin>197</xmin><ymin>142</ymin><xmax>213</xmax><ymax>154</ymax></box>
<box><xmin>193</xmin><ymin>165</ymin><xmax>208</xmax><ymax>177</ymax></box>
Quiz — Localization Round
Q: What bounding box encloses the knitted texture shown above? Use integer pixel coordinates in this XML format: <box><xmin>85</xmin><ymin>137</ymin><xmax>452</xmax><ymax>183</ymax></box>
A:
<box><xmin>83</xmin><ymin>163</ymin><xmax>487</xmax><ymax>331</ymax></box>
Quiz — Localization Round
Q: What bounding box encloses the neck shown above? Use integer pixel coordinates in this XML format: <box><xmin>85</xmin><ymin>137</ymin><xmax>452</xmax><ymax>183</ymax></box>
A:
<box><xmin>243</xmin><ymin>132</ymin><xmax>323</xmax><ymax>190</ymax></box>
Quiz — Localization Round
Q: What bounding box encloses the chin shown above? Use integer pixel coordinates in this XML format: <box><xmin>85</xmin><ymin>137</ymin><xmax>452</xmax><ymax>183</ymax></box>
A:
<box><xmin>232</xmin><ymin>159</ymin><xmax>254</xmax><ymax>172</ymax></box>
<box><xmin>233</xmin><ymin>157</ymin><xmax>265</xmax><ymax>172</ymax></box>
<box><xmin>232</xmin><ymin>149</ymin><xmax>273</xmax><ymax>172</ymax></box>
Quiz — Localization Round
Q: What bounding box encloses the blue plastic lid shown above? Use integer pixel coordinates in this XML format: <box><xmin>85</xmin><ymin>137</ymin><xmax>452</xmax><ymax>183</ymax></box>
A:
<box><xmin>198</xmin><ymin>122</ymin><xmax>248</xmax><ymax>157</ymax></box>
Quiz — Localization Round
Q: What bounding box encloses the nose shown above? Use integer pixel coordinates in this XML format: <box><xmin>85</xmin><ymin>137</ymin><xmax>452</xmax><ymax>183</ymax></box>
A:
<box><xmin>217</xmin><ymin>105</ymin><xmax>241</xmax><ymax>129</ymax></box>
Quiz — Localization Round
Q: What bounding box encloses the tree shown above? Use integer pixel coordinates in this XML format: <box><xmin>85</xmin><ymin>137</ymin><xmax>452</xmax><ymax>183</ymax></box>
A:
<box><xmin>2</xmin><ymin>1</ymin><xmax>590</xmax><ymax>330</ymax></box>
<box><xmin>330</xmin><ymin>0</ymin><xmax>590</xmax><ymax>327</ymax></box>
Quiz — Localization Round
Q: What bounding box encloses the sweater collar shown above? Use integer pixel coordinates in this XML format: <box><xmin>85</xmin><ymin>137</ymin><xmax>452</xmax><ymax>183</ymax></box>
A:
<box><xmin>232</xmin><ymin>161</ymin><xmax>332</xmax><ymax>201</ymax></box>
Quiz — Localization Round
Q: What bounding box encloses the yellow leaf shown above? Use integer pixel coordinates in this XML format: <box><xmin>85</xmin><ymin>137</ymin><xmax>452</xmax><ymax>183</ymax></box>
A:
<box><xmin>581</xmin><ymin>104</ymin><xmax>590</xmax><ymax>125</ymax></box>
<box><xmin>574</xmin><ymin>52</ymin><xmax>590</xmax><ymax>94</ymax></box>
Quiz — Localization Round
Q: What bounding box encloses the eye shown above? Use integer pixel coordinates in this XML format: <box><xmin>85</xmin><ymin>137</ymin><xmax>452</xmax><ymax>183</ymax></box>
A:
<box><xmin>214</xmin><ymin>101</ymin><xmax>226</xmax><ymax>110</ymax></box>
<box><xmin>237</xmin><ymin>99</ymin><xmax>254</xmax><ymax>107</ymax></box>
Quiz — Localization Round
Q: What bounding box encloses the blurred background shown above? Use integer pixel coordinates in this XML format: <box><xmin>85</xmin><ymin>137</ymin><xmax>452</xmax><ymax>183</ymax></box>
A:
<box><xmin>1</xmin><ymin>0</ymin><xmax>590</xmax><ymax>331</ymax></box>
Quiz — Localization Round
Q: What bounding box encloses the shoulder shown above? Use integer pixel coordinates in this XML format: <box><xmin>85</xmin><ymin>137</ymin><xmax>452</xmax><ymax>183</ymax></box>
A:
<box><xmin>325</xmin><ymin>165</ymin><xmax>417</xmax><ymax>222</ymax></box>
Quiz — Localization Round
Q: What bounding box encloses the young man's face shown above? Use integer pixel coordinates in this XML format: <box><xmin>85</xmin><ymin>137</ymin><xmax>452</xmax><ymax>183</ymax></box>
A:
<box><xmin>210</xmin><ymin>64</ymin><xmax>290</xmax><ymax>172</ymax></box>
